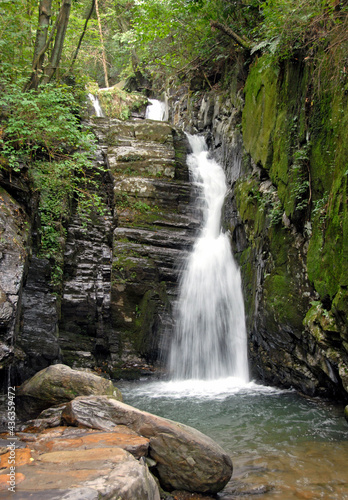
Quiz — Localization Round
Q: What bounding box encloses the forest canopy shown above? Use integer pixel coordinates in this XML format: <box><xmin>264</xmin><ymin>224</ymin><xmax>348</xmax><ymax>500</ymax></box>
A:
<box><xmin>0</xmin><ymin>0</ymin><xmax>346</xmax><ymax>90</ymax></box>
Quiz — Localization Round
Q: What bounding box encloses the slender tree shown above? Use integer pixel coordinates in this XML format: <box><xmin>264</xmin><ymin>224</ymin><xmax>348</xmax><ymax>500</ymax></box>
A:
<box><xmin>69</xmin><ymin>0</ymin><xmax>96</xmax><ymax>71</ymax></box>
<box><xmin>24</xmin><ymin>0</ymin><xmax>72</xmax><ymax>90</ymax></box>
<box><xmin>42</xmin><ymin>0</ymin><xmax>72</xmax><ymax>84</ymax></box>
<box><xmin>25</xmin><ymin>0</ymin><xmax>52</xmax><ymax>90</ymax></box>
<box><xmin>95</xmin><ymin>0</ymin><xmax>109</xmax><ymax>87</ymax></box>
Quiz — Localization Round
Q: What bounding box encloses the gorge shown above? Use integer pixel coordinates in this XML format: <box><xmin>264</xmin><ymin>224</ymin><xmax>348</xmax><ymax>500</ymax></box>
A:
<box><xmin>0</xmin><ymin>1</ymin><xmax>348</xmax><ymax>495</ymax></box>
<box><xmin>2</xmin><ymin>68</ymin><xmax>347</xmax><ymax>401</ymax></box>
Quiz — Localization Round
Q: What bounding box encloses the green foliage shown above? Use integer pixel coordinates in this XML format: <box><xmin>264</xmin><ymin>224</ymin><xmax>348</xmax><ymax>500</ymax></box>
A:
<box><xmin>290</xmin><ymin>143</ymin><xmax>311</xmax><ymax>213</ymax></box>
<box><xmin>133</xmin><ymin>201</ymin><xmax>151</xmax><ymax>212</ymax></box>
<box><xmin>255</xmin><ymin>188</ymin><xmax>283</xmax><ymax>227</ymax></box>
<box><xmin>255</xmin><ymin>0</ymin><xmax>348</xmax><ymax>92</ymax></box>
<box><xmin>0</xmin><ymin>82</ymin><xmax>88</xmax><ymax>168</ymax></box>
<box><xmin>312</xmin><ymin>192</ymin><xmax>328</xmax><ymax>223</ymax></box>
<box><xmin>269</xmin><ymin>199</ymin><xmax>283</xmax><ymax>226</ymax></box>
<box><xmin>0</xmin><ymin>0</ymin><xmax>36</xmax><ymax>81</ymax></box>
<box><xmin>129</xmin><ymin>0</ymin><xmax>257</xmax><ymax>84</ymax></box>
<box><xmin>0</xmin><ymin>81</ymin><xmax>107</xmax><ymax>286</ymax></box>
<box><xmin>95</xmin><ymin>85</ymin><xmax>147</xmax><ymax>120</ymax></box>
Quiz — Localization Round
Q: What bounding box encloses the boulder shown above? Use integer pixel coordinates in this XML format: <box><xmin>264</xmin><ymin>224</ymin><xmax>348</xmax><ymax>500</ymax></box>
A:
<box><xmin>17</xmin><ymin>364</ymin><xmax>122</xmax><ymax>419</ymax></box>
<box><xmin>62</xmin><ymin>395</ymin><xmax>232</xmax><ymax>494</ymax></box>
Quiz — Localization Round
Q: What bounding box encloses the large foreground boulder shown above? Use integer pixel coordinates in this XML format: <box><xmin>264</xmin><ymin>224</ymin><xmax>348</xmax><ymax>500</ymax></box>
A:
<box><xmin>17</xmin><ymin>364</ymin><xmax>122</xmax><ymax>418</ymax></box>
<box><xmin>62</xmin><ymin>395</ymin><xmax>232</xmax><ymax>494</ymax></box>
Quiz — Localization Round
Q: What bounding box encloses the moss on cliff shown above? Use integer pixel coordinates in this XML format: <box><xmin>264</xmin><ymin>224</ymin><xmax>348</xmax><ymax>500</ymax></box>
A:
<box><xmin>307</xmin><ymin>91</ymin><xmax>348</xmax><ymax>303</ymax></box>
<box><xmin>238</xmin><ymin>52</ymin><xmax>348</xmax><ymax>396</ymax></box>
<box><xmin>242</xmin><ymin>55</ymin><xmax>279</xmax><ymax>169</ymax></box>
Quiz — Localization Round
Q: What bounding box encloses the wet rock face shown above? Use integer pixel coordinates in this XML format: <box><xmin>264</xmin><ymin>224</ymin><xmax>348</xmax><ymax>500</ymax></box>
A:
<box><xmin>58</xmin><ymin>143</ymin><xmax>115</xmax><ymax>370</ymax></box>
<box><xmin>0</xmin><ymin>187</ymin><xmax>31</xmax><ymax>387</ymax></box>
<box><xmin>27</xmin><ymin>117</ymin><xmax>195</xmax><ymax>378</ymax></box>
<box><xmin>92</xmin><ymin>118</ymin><xmax>197</xmax><ymax>375</ymax></box>
<box><xmin>15</xmin><ymin>257</ymin><xmax>61</xmax><ymax>383</ymax></box>
<box><xmin>0</xmin><ymin>117</ymin><xmax>194</xmax><ymax>383</ymax></box>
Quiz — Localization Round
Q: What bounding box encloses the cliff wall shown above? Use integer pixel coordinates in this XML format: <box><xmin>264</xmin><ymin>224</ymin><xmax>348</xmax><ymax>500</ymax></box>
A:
<box><xmin>0</xmin><ymin>116</ymin><xmax>194</xmax><ymax>386</ymax></box>
<box><xmin>168</xmin><ymin>54</ymin><xmax>348</xmax><ymax>398</ymax></box>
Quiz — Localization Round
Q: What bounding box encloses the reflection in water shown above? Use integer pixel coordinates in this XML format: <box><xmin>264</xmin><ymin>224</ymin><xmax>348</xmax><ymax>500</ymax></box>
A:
<box><xmin>118</xmin><ymin>378</ymin><xmax>348</xmax><ymax>499</ymax></box>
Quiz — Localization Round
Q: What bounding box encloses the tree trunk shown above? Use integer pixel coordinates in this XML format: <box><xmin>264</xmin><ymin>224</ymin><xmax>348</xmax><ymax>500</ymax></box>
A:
<box><xmin>42</xmin><ymin>0</ymin><xmax>72</xmax><ymax>84</ymax></box>
<box><xmin>69</xmin><ymin>0</ymin><xmax>95</xmax><ymax>71</ymax></box>
<box><xmin>25</xmin><ymin>0</ymin><xmax>52</xmax><ymax>90</ymax></box>
<box><xmin>95</xmin><ymin>0</ymin><xmax>109</xmax><ymax>88</ymax></box>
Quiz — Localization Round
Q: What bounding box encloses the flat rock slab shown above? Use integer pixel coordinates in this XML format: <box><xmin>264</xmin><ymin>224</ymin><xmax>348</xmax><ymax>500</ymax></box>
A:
<box><xmin>29</xmin><ymin>427</ymin><xmax>149</xmax><ymax>459</ymax></box>
<box><xmin>0</xmin><ymin>429</ymin><xmax>159</xmax><ymax>500</ymax></box>
<box><xmin>62</xmin><ymin>395</ymin><xmax>233</xmax><ymax>493</ymax></box>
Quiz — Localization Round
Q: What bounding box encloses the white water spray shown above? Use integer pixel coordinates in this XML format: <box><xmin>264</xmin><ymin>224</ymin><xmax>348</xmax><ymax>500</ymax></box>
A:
<box><xmin>145</xmin><ymin>98</ymin><xmax>166</xmax><ymax>121</ymax></box>
<box><xmin>88</xmin><ymin>93</ymin><xmax>104</xmax><ymax>117</ymax></box>
<box><xmin>169</xmin><ymin>134</ymin><xmax>249</xmax><ymax>382</ymax></box>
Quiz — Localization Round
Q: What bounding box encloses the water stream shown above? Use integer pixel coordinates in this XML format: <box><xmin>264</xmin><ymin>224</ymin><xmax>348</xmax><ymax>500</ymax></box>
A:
<box><xmin>118</xmin><ymin>379</ymin><xmax>348</xmax><ymax>498</ymax></box>
<box><xmin>145</xmin><ymin>98</ymin><xmax>166</xmax><ymax>121</ymax></box>
<box><xmin>169</xmin><ymin>135</ymin><xmax>249</xmax><ymax>381</ymax></box>
<box><xmin>88</xmin><ymin>93</ymin><xmax>104</xmax><ymax>117</ymax></box>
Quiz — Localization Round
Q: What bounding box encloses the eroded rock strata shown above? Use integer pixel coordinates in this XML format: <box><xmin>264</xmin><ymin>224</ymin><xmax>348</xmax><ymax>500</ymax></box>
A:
<box><xmin>0</xmin><ymin>117</ymin><xmax>196</xmax><ymax>384</ymax></box>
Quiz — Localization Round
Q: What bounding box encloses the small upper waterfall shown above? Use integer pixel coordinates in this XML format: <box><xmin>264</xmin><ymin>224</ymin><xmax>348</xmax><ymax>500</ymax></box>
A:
<box><xmin>88</xmin><ymin>93</ymin><xmax>104</xmax><ymax>117</ymax></box>
<box><xmin>169</xmin><ymin>134</ymin><xmax>249</xmax><ymax>382</ymax></box>
<box><xmin>145</xmin><ymin>99</ymin><xmax>166</xmax><ymax>121</ymax></box>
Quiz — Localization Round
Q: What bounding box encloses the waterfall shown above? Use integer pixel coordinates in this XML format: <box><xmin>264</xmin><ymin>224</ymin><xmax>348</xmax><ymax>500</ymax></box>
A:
<box><xmin>88</xmin><ymin>93</ymin><xmax>104</xmax><ymax>117</ymax></box>
<box><xmin>168</xmin><ymin>134</ymin><xmax>249</xmax><ymax>382</ymax></box>
<box><xmin>145</xmin><ymin>99</ymin><xmax>166</xmax><ymax>121</ymax></box>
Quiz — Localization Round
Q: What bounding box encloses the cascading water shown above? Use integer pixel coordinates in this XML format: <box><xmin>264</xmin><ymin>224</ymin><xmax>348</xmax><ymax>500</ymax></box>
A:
<box><xmin>116</xmin><ymin>137</ymin><xmax>348</xmax><ymax>500</ymax></box>
<box><xmin>169</xmin><ymin>134</ymin><xmax>249</xmax><ymax>382</ymax></box>
<box><xmin>88</xmin><ymin>93</ymin><xmax>104</xmax><ymax>117</ymax></box>
<box><xmin>145</xmin><ymin>98</ymin><xmax>166</xmax><ymax>121</ymax></box>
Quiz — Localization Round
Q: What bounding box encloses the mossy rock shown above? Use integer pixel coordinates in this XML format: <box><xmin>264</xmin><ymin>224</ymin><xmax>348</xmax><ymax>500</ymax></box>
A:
<box><xmin>17</xmin><ymin>364</ymin><xmax>122</xmax><ymax>419</ymax></box>
<box><xmin>97</xmin><ymin>86</ymin><xmax>148</xmax><ymax>120</ymax></box>
<box><xmin>242</xmin><ymin>55</ymin><xmax>279</xmax><ymax>168</ymax></box>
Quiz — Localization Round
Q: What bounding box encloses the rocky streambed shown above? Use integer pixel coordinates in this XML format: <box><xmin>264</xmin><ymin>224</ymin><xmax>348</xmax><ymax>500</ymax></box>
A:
<box><xmin>0</xmin><ymin>365</ymin><xmax>232</xmax><ymax>498</ymax></box>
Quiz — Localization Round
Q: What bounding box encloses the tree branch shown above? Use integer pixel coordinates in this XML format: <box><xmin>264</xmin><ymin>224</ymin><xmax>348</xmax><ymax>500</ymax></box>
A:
<box><xmin>69</xmin><ymin>0</ymin><xmax>95</xmax><ymax>71</ymax></box>
<box><xmin>210</xmin><ymin>20</ymin><xmax>251</xmax><ymax>50</ymax></box>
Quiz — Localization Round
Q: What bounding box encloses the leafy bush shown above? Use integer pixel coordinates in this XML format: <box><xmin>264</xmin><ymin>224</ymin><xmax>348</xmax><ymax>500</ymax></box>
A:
<box><xmin>0</xmin><ymin>81</ymin><xmax>105</xmax><ymax>286</ymax></box>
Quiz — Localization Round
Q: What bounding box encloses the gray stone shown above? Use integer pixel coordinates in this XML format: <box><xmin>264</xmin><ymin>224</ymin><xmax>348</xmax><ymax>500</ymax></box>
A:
<box><xmin>0</xmin><ymin>186</ymin><xmax>31</xmax><ymax>384</ymax></box>
<box><xmin>16</xmin><ymin>256</ymin><xmax>61</xmax><ymax>382</ymax></box>
<box><xmin>62</xmin><ymin>395</ymin><xmax>233</xmax><ymax>494</ymax></box>
<box><xmin>17</xmin><ymin>364</ymin><xmax>122</xmax><ymax>418</ymax></box>
<box><xmin>80</xmin><ymin>454</ymin><xmax>160</xmax><ymax>500</ymax></box>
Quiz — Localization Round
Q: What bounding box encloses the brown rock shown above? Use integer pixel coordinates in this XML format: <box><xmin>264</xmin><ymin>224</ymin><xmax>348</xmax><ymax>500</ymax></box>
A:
<box><xmin>0</xmin><ymin>430</ymin><xmax>160</xmax><ymax>499</ymax></box>
<box><xmin>62</xmin><ymin>395</ymin><xmax>233</xmax><ymax>493</ymax></box>
<box><xmin>32</xmin><ymin>429</ymin><xmax>149</xmax><ymax>459</ymax></box>
<box><xmin>0</xmin><ymin>448</ymin><xmax>32</xmax><ymax>468</ymax></box>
